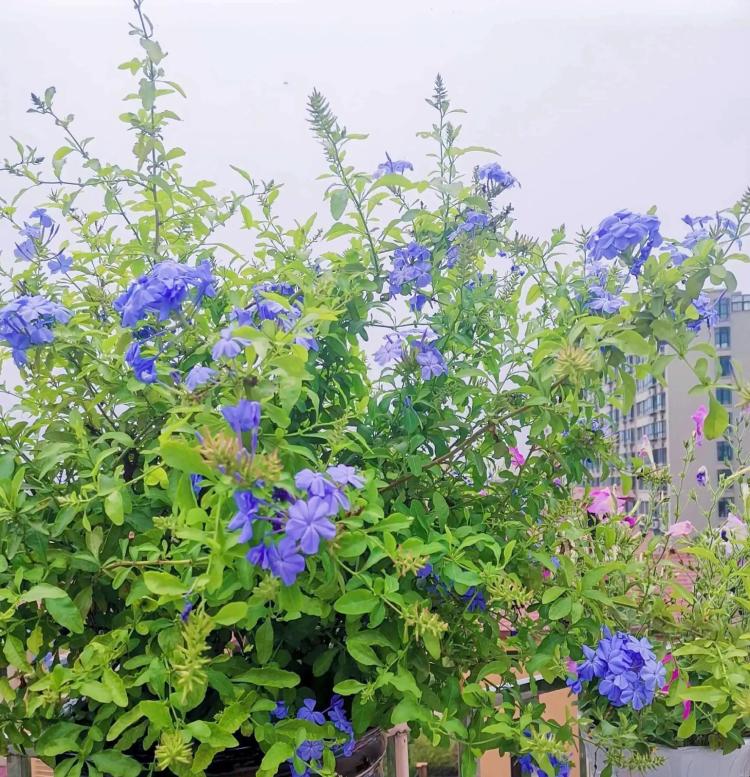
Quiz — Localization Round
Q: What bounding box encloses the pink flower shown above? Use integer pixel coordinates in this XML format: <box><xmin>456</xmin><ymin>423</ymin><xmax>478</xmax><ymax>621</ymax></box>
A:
<box><xmin>682</xmin><ymin>700</ymin><xmax>692</xmax><ymax>720</ymax></box>
<box><xmin>587</xmin><ymin>487</ymin><xmax>619</xmax><ymax>516</ymax></box>
<box><xmin>666</xmin><ymin>520</ymin><xmax>695</xmax><ymax>538</ymax></box>
<box><xmin>622</xmin><ymin>514</ymin><xmax>639</xmax><ymax>528</ymax></box>
<box><xmin>509</xmin><ymin>446</ymin><xmax>526</xmax><ymax>469</ymax></box>
<box><xmin>722</xmin><ymin>513</ymin><xmax>748</xmax><ymax>541</ymax></box>
<box><xmin>692</xmin><ymin>404</ymin><xmax>708</xmax><ymax>446</ymax></box>
<box><xmin>638</xmin><ymin>434</ymin><xmax>655</xmax><ymax>466</ymax></box>
<box><xmin>542</xmin><ymin>568</ymin><xmax>552</xmax><ymax>579</ymax></box>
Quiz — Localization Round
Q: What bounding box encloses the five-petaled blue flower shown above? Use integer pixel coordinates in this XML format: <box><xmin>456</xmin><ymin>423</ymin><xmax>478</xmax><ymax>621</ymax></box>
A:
<box><xmin>286</xmin><ymin>497</ymin><xmax>337</xmax><ymax>555</ymax></box>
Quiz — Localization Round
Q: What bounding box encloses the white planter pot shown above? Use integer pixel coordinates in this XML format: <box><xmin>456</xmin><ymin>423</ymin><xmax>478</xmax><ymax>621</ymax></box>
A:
<box><xmin>584</xmin><ymin>739</ymin><xmax>750</xmax><ymax>776</ymax></box>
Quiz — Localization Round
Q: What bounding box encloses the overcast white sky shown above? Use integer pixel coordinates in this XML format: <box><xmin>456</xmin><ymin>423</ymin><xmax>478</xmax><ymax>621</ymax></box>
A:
<box><xmin>1</xmin><ymin>0</ymin><xmax>749</xmax><ymax>281</ymax></box>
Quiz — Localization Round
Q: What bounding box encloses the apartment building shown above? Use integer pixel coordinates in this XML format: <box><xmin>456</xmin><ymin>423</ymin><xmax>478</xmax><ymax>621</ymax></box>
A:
<box><xmin>600</xmin><ymin>291</ymin><xmax>750</xmax><ymax>530</ymax></box>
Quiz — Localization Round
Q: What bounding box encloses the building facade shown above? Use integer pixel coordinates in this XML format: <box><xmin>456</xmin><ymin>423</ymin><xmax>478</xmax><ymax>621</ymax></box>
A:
<box><xmin>600</xmin><ymin>291</ymin><xmax>750</xmax><ymax>530</ymax></box>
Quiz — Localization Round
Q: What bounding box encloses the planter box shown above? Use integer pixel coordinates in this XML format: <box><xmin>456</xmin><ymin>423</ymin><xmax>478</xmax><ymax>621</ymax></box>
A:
<box><xmin>584</xmin><ymin>739</ymin><xmax>750</xmax><ymax>776</ymax></box>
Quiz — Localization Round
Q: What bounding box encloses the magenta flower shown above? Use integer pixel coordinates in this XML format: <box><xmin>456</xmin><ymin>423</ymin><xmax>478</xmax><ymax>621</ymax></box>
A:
<box><xmin>666</xmin><ymin>520</ymin><xmax>695</xmax><ymax>538</ymax></box>
<box><xmin>692</xmin><ymin>404</ymin><xmax>708</xmax><ymax>446</ymax></box>
<box><xmin>509</xmin><ymin>446</ymin><xmax>526</xmax><ymax>469</ymax></box>
<box><xmin>587</xmin><ymin>487</ymin><xmax>617</xmax><ymax>517</ymax></box>
<box><xmin>622</xmin><ymin>514</ymin><xmax>639</xmax><ymax>528</ymax></box>
<box><xmin>682</xmin><ymin>700</ymin><xmax>692</xmax><ymax>720</ymax></box>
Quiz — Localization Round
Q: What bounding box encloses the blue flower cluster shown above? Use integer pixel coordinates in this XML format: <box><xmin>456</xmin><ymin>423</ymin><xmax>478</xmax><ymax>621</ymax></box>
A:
<box><xmin>373</xmin><ymin>158</ymin><xmax>413</xmax><ymax>178</ymax></box>
<box><xmin>517</xmin><ymin>732</ymin><xmax>570</xmax><ymax>777</ymax></box>
<box><xmin>566</xmin><ymin>627</ymin><xmax>666</xmax><ymax>710</ymax></box>
<box><xmin>476</xmin><ymin>162</ymin><xmax>518</xmax><ymax>190</ymax></box>
<box><xmin>417</xmin><ymin>563</ymin><xmax>487</xmax><ymax>613</ymax></box>
<box><xmin>447</xmin><ymin>209</ymin><xmax>491</xmax><ymax>243</ymax></box>
<box><xmin>220</xmin><ymin>402</ymin><xmax>364</xmax><ymax>585</ymax></box>
<box><xmin>586</xmin><ymin>210</ymin><xmax>663</xmax><ymax>275</ymax></box>
<box><xmin>373</xmin><ymin>328</ymin><xmax>447</xmax><ymax>380</ymax></box>
<box><xmin>125</xmin><ymin>342</ymin><xmax>157</xmax><ymax>384</ymax></box>
<box><xmin>232</xmin><ymin>281</ymin><xmax>317</xmax><ymax>351</ymax></box>
<box><xmin>687</xmin><ymin>292</ymin><xmax>718</xmax><ymax>333</ymax></box>
<box><xmin>682</xmin><ymin>213</ymin><xmax>741</xmax><ymax>249</ymax></box>
<box><xmin>387</xmin><ymin>241</ymin><xmax>433</xmax><ymax>311</ymax></box>
<box><xmin>272</xmin><ymin>696</ymin><xmax>355</xmax><ymax>776</ymax></box>
<box><xmin>115</xmin><ymin>260</ymin><xmax>216</xmax><ymax>327</ymax></box>
<box><xmin>0</xmin><ymin>295</ymin><xmax>71</xmax><ymax>366</ymax></box>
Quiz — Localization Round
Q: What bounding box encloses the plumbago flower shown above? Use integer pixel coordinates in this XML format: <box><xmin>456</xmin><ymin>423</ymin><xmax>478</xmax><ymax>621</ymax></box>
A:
<box><xmin>2</xmin><ymin>10</ymin><xmax>750</xmax><ymax>777</ymax></box>
<box><xmin>373</xmin><ymin>157</ymin><xmax>413</xmax><ymax>178</ymax></box>
<box><xmin>567</xmin><ymin>628</ymin><xmax>666</xmax><ymax>711</ymax></box>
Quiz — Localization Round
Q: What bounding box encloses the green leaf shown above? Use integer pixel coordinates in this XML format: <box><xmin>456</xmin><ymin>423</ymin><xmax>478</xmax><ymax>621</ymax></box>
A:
<box><xmin>19</xmin><ymin>583</ymin><xmax>68</xmax><ymax>603</ymax></box>
<box><xmin>213</xmin><ymin>602</ymin><xmax>248</xmax><ymax>626</ymax></box>
<box><xmin>255</xmin><ymin>618</ymin><xmax>274</xmax><ymax>663</ymax></box>
<box><xmin>104</xmin><ymin>491</ymin><xmax>124</xmax><ymax>526</ymax></box>
<box><xmin>677</xmin><ymin>712</ymin><xmax>696</xmax><ymax>739</ymax></box>
<box><xmin>52</xmin><ymin>146</ymin><xmax>74</xmax><ymax>178</ymax></box>
<box><xmin>330</xmin><ymin>188</ymin><xmax>348</xmax><ymax>220</ymax></box>
<box><xmin>548</xmin><ymin>595</ymin><xmax>572</xmax><ymax>620</ymax></box>
<box><xmin>160</xmin><ymin>440</ymin><xmax>213</xmax><ymax>477</ymax></box>
<box><xmin>258</xmin><ymin>742</ymin><xmax>295</xmax><ymax>777</ymax></box>
<box><xmin>704</xmin><ymin>393</ymin><xmax>729</xmax><ymax>440</ymax></box>
<box><xmin>334</xmin><ymin>589</ymin><xmax>378</xmax><ymax>615</ymax></box>
<box><xmin>610</xmin><ymin>330</ymin><xmax>651</xmax><ymax>357</ymax></box>
<box><xmin>333</xmin><ymin>679</ymin><xmax>367</xmax><ymax>695</ymax></box>
<box><xmin>143</xmin><ymin>571</ymin><xmax>187</xmax><ymax>597</ymax></box>
<box><xmin>346</xmin><ymin>636</ymin><xmax>381</xmax><ymax>666</ymax></box>
<box><xmin>36</xmin><ymin>722</ymin><xmax>85</xmax><ymax>756</ymax></box>
<box><xmin>235</xmin><ymin>667</ymin><xmax>300</xmax><ymax>688</ymax></box>
<box><xmin>89</xmin><ymin>751</ymin><xmax>142</xmax><ymax>777</ymax></box>
<box><xmin>541</xmin><ymin>586</ymin><xmax>566</xmax><ymax>604</ymax></box>
<box><xmin>140</xmin><ymin>38</ymin><xmax>165</xmax><ymax>64</ymax></box>
<box><xmin>47</xmin><ymin>594</ymin><xmax>85</xmax><ymax>633</ymax></box>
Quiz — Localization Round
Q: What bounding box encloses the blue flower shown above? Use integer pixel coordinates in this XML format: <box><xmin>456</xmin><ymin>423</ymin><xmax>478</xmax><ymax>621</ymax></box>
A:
<box><xmin>461</xmin><ymin>587</ymin><xmax>487</xmax><ymax>612</ymax></box>
<box><xmin>114</xmin><ymin>260</ymin><xmax>216</xmax><ymax>327</ymax></box>
<box><xmin>185</xmin><ymin>365</ymin><xmax>216</xmax><ymax>391</ymax></box>
<box><xmin>31</xmin><ymin>208</ymin><xmax>54</xmax><ymax>228</ymax></box>
<box><xmin>190</xmin><ymin>474</ymin><xmax>203</xmax><ymax>495</ymax></box>
<box><xmin>271</xmin><ymin>700</ymin><xmax>288</xmax><ymax>720</ymax></box>
<box><xmin>212</xmin><ymin>327</ymin><xmax>250</xmax><ymax>360</ymax></box>
<box><xmin>228</xmin><ymin>490</ymin><xmax>266</xmax><ymax>543</ymax></box>
<box><xmin>414</xmin><ymin>341</ymin><xmax>447</xmax><ymax>380</ymax></box>
<box><xmin>327</xmin><ymin>464</ymin><xmax>365</xmax><ymax>489</ymax></box>
<box><xmin>373</xmin><ymin>158</ymin><xmax>413</xmax><ymax>178</ymax></box>
<box><xmin>124</xmin><ymin>342</ymin><xmax>157</xmax><ymax>384</ymax></box>
<box><xmin>180</xmin><ymin>600</ymin><xmax>194</xmax><ymax>622</ymax></box>
<box><xmin>388</xmin><ymin>242</ymin><xmax>432</xmax><ymax>296</ymax></box>
<box><xmin>476</xmin><ymin>162</ymin><xmax>517</xmax><ymax>189</ymax></box>
<box><xmin>0</xmin><ymin>295</ymin><xmax>71</xmax><ymax>366</ymax></box>
<box><xmin>448</xmin><ymin>210</ymin><xmax>491</xmax><ymax>241</ymax></box>
<box><xmin>445</xmin><ymin>245</ymin><xmax>460</xmax><ymax>268</ymax></box>
<box><xmin>586</xmin><ymin>285</ymin><xmax>625</xmax><ymax>315</ymax></box>
<box><xmin>586</xmin><ymin>210</ymin><xmax>662</xmax><ymax>263</ymax></box>
<box><xmin>295</xmin><ymin>468</ymin><xmax>333</xmax><ymax>497</ymax></box>
<box><xmin>267</xmin><ymin>537</ymin><xmax>306</xmax><ymax>585</ymax></box>
<box><xmin>246</xmin><ymin>541</ymin><xmax>272</xmax><ymax>570</ymax></box>
<box><xmin>409</xmin><ymin>293</ymin><xmax>428</xmax><ymax>312</ymax></box>
<box><xmin>296</xmin><ymin>740</ymin><xmax>324</xmax><ymax>763</ymax></box>
<box><xmin>14</xmin><ymin>238</ymin><xmax>37</xmax><ymax>261</ymax></box>
<box><xmin>286</xmin><ymin>496</ymin><xmax>337</xmax><ymax>555</ymax></box>
<box><xmin>297</xmin><ymin>698</ymin><xmax>326</xmax><ymax>725</ymax></box>
<box><xmin>221</xmin><ymin>399</ymin><xmax>261</xmax><ymax>435</ymax></box>
<box><xmin>233</xmin><ymin>281</ymin><xmax>304</xmax><ymax>335</ymax></box>
<box><xmin>687</xmin><ymin>293</ymin><xmax>718</xmax><ymax>332</ymax></box>
<box><xmin>48</xmin><ymin>252</ymin><xmax>73</xmax><ymax>274</ymax></box>
<box><xmin>374</xmin><ymin>332</ymin><xmax>406</xmax><ymax>367</ymax></box>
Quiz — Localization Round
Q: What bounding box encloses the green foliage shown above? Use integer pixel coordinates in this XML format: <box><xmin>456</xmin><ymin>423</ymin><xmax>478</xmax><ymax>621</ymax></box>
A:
<box><xmin>0</xmin><ymin>3</ymin><xmax>748</xmax><ymax>776</ymax></box>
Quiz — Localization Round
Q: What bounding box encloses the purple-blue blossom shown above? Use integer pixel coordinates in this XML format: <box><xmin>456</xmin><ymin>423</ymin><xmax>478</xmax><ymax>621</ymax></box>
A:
<box><xmin>687</xmin><ymin>293</ymin><xmax>718</xmax><ymax>332</ymax></box>
<box><xmin>373</xmin><ymin>158</ymin><xmax>413</xmax><ymax>178</ymax></box>
<box><xmin>125</xmin><ymin>342</ymin><xmax>157</xmax><ymax>384</ymax></box>
<box><xmin>185</xmin><ymin>365</ymin><xmax>216</xmax><ymax>391</ymax></box>
<box><xmin>388</xmin><ymin>242</ymin><xmax>432</xmax><ymax>296</ymax></box>
<box><xmin>0</xmin><ymin>295</ymin><xmax>71</xmax><ymax>366</ymax></box>
<box><xmin>267</xmin><ymin>537</ymin><xmax>306</xmax><ymax>585</ymax></box>
<box><xmin>566</xmin><ymin>627</ymin><xmax>665</xmax><ymax>711</ymax></box>
<box><xmin>48</xmin><ymin>252</ymin><xmax>73</xmax><ymax>274</ymax></box>
<box><xmin>448</xmin><ymin>210</ymin><xmax>491</xmax><ymax>242</ymax></box>
<box><xmin>286</xmin><ymin>497</ymin><xmax>337</xmax><ymax>554</ymax></box>
<box><xmin>227</xmin><ymin>490</ymin><xmax>266</xmax><ymax>543</ymax></box>
<box><xmin>327</xmin><ymin>464</ymin><xmax>365</xmax><ymax>489</ymax></box>
<box><xmin>374</xmin><ymin>332</ymin><xmax>406</xmax><ymax>366</ymax></box>
<box><xmin>221</xmin><ymin>399</ymin><xmax>261</xmax><ymax>435</ymax></box>
<box><xmin>114</xmin><ymin>260</ymin><xmax>216</xmax><ymax>327</ymax></box>
<box><xmin>586</xmin><ymin>210</ymin><xmax>663</xmax><ymax>263</ymax></box>
<box><xmin>212</xmin><ymin>327</ymin><xmax>250</xmax><ymax>360</ymax></box>
<box><xmin>476</xmin><ymin>162</ymin><xmax>517</xmax><ymax>189</ymax></box>
<box><xmin>586</xmin><ymin>285</ymin><xmax>625</xmax><ymax>315</ymax></box>
<box><xmin>414</xmin><ymin>341</ymin><xmax>448</xmax><ymax>380</ymax></box>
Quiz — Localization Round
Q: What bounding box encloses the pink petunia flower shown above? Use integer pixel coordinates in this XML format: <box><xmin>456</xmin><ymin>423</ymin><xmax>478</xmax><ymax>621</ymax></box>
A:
<box><xmin>666</xmin><ymin>520</ymin><xmax>695</xmax><ymax>538</ymax></box>
<box><xmin>692</xmin><ymin>404</ymin><xmax>708</xmax><ymax>446</ymax></box>
<box><xmin>722</xmin><ymin>513</ymin><xmax>749</xmax><ymax>541</ymax></box>
<box><xmin>509</xmin><ymin>446</ymin><xmax>526</xmax><ymax>469</ymax></box>
<box><xmin>622</xmin><ymin>514</ymin><xmax>639</xmax><ymax>528</ymax></box>
<box><xmin>682</xmin><ymin>700</ymin><xmax>692</xmax><ymax>720</ymax></box>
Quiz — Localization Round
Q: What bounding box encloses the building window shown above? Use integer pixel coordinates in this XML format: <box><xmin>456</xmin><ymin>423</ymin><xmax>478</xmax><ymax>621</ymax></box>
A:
<box><xmin>731</xmin><ymin>294</ymin><xmax>750</xmax><ymax>312</ymax></box>
<box><xmin>715</xmin><ymin>327</ymin><xmax>731</xmax><ymax>348</ymax></box>
<box><xmin>720</xmin><ymin>356</ymin><xmax>733</xmax><ymax>377</ymax></box>
<box><xmin>718</xmin><ymin>469</ymin><xmax>732</xmax><ymax>483</ymax></box>
<box><xmin>717</xmin><ymin>441</ymin><xmax>734</xmax><ymax>462</ymax></box>
<box><xmin>718</xmin><ymin>499</ymin><xmax>731</xmax><ymax>519</ymax></box>
<box><xmin>717</xmin><ymin>388</ymin><xmax>732</xmax><ymax>406</ymax></box>
<box><xmin>653</xmin><ymin>447</ymin><xmax>667</xmax><ymax>465</ymax></box>
<box><xmin>717</xmin><ymin>297</ymin><xmax>730</xmax><ymax>320</ymax></box>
